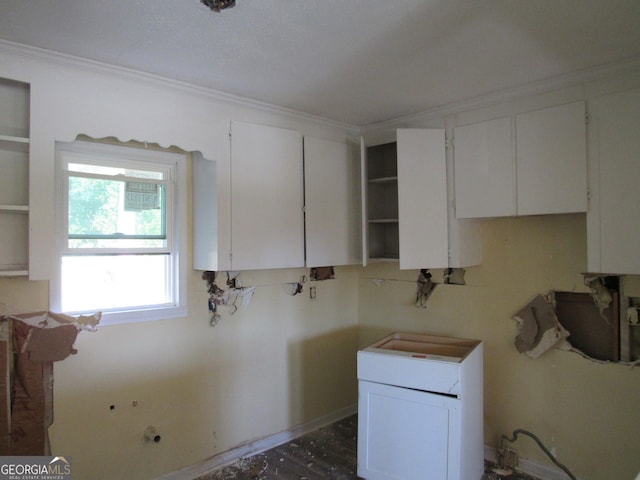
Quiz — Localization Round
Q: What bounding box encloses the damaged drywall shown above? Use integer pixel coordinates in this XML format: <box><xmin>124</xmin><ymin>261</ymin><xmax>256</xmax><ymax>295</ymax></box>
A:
<box><xmin>583</xmin><ymin>274</ymin><xmax>614</xmax><ymax>320</ymax></box>
<box><xmin>1</xmin><ymin>311</ymin><xmax>100</xmax><ymax>455</ymax></box>
<box><xmin>416</xmin><ymin>269</ymin><xmax>436</xmax><ymax>308</ymax></box>
<box><xmin>202</xmin><ymin>271</ymin><xmax>256</xmax><ymax>326</ymax></box>
<box><xmin>202</xmin><ymin>268</ymin><xmax>336</xmax><ymax>326</ymax></box>
<box><xmin>310</xmin><ymin>267</ymin><xmax>335</xmax><ymax>281</ymax></box>
<box><xmin>513</xmin><ymin>294</ymin><xmax>570</xmax><ymax>359</ymax></box>
<box><xmin>512</xmin><ymin>282</ymin><xmax>640</xmax><ymax>365</ymax></box>
<box><xmin>366</xmin><ymin>268</ymin><xmax>467</xmax><ymax>309</ymax></box>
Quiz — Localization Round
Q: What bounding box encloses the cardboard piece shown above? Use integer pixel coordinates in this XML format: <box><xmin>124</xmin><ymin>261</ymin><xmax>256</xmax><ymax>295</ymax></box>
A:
<box><xmin>24</xmin><ymin>325</ymin><xmax>78</xmax><ymax>362</ymax></box>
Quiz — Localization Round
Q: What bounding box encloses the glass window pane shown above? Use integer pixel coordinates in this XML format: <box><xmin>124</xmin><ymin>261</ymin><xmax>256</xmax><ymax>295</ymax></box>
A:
<box><xmin>68</xmin><ymin>162</ymin><xmax>164</xmax><ymax>180</ymax></box>
<box><xmin>61</xmin><ymin>255</ymin><xmax>172</xmax><ymax>312</ymax></box>
<box><xmin>68</xmin><ymin>175</ymin><xmax>166</xmax><ymax>248</ymax></box>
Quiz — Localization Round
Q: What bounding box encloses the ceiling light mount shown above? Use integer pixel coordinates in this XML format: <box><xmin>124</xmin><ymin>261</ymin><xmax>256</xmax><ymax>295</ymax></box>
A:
<box><xmin>201</xmin><ymin>0</ymin><xmax>236</xmax><ymax>13</ymax></box>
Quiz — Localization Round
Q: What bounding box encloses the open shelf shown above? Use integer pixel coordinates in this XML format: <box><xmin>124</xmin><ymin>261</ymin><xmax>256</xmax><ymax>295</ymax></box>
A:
<box><xmin>0</xmin><ymin>77</ymin><xmax>30</xmax><ymax>277</ymax></box>
<box><xmin>365</xmin><ymin>141</ymin><xmax>399</xmax><ymax>262</ymax></box>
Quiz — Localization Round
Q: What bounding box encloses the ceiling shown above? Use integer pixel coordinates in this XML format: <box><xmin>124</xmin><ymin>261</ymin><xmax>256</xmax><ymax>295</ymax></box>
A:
<box><xmin>1</xmin><ymin>0</ymin><xmax>640</xmax><ymax>126</ymax></box>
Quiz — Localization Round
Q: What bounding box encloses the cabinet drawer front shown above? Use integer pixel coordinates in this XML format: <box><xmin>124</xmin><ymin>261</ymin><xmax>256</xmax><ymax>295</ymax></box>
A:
<box><xmin>357</xmin><ymin>351</ymin><xmax>461</xmax><ymax>395</ymax></box>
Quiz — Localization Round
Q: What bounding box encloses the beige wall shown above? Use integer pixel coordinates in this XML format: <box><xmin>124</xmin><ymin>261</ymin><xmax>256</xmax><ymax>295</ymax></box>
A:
<box><xmin>2</xmin><ymin>45</ymin><xmax>640</xmax><ymax>480</ymax></box>
<box><xmin>0</xmin><ymin>174</ymin><xmax>360</xmax><ymax>479</ymax></box>
<box><xmin>46</xmin><ymin>266</ymin><xmax>359</xmax><ymax>479</ymax></box>
<box><xmin>3</xmin><ymin>206</ymin><xmax>640</xmax><ymax>480</ymax></box>
<box><xmin>358</xmin><ymin>213</ymin><xmax>640</xmax><ymax>480</ymax></box>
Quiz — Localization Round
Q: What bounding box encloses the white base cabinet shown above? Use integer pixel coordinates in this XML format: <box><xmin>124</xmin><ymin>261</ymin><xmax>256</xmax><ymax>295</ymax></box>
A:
<box><xmin>358</xmin><ymin>333</ymin><xmax>484</xmax><ymax>480</ymax></box>
<box><xmin>359</xmin><ymin>380</ymin><xmax>461</xmax><ymax>480</ymax></box>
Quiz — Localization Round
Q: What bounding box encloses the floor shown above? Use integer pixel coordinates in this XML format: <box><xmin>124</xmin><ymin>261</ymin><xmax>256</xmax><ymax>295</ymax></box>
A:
<box><xmin>195</xmin><ymin>415</ymin><xmax>543</xmax><ymax>480</ymax></box>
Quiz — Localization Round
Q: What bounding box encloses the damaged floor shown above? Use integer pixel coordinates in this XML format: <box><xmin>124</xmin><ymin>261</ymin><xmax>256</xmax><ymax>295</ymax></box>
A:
<box><xmin>197</xmin><ymin>415</ymin><xmax>357</xmax><ymax>480</ymax></box>
<box><xmin>194</xmin><ymin>415</ymin><xmax>544</xmax><ymax>480</ymax></box>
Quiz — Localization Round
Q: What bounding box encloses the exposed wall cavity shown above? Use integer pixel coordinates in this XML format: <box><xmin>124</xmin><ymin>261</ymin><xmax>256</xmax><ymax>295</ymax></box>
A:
<box><xmin>512</xmin><ymin>275</ymin><xmax>640</xmax><ymax>364</ymax></box>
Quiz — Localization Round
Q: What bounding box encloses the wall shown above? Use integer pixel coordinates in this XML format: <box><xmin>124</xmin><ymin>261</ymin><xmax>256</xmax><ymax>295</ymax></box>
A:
<box><xmin>2</xmin><ymin>41</ymin><xmax>640</xmax><ymax>480</ymax></box>
<box><xmin>1</xmin><ymin>266</ymin><xmax>359</xmax><ymax>479</ymax></box>
<box><xmin>0</xmin><ymin>43</ymin><xmax>360</xmax><ymax>479</ymax></box>
<box><xmin>358</xmin><ymin>214</ymin><xmax>640</xmax><ymax>480</ymax></box>
<box><xmin>47</xmin><ymin>267</ymin><xmax>358</xmax><ymax>479</ymax></box>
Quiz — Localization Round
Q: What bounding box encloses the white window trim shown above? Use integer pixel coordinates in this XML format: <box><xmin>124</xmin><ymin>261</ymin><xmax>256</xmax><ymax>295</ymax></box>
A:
<box><xmin>51</xmin><ymin>140</ymin><xmax>188</xmax><ymax>326</ymax></box>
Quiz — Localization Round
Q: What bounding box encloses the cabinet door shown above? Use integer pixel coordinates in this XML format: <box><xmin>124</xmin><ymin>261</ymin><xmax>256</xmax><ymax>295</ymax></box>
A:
<box><xmin>397</xmin><ymin>129</ymin><xmax>448</xmax><ymax>269</ymax></box>
<box><xmin>454</xmin><ymin>116</ymin><xmax>515</xmax><ymax>218</ymax></box>
<box><xmin>590</xmin><ymin>89</ymin><xmax>640</xmax><ymax>274</ymax></box>
<box><xmin>192</xmin><ymin>153</ymin><xmax>222</xmax><ymax>271</ymax></box>
<box><xmin>304</xmin><ymin>137</ymin><xmax>361</xmax><ymax>267</ymax></box>
<box><xmin>516</xmin><ymin>101</ymin><xmax>587</xmax><ymax>216</ymax></box>
<box><xmin>230</xmin><ymin>121</ymin><xmax>304</xmax><ymax>270</ymax></box>
<box><xmin>358</xmin><ymin>380</ymin><xmax>461</xmax><ymax>480</ymax></box>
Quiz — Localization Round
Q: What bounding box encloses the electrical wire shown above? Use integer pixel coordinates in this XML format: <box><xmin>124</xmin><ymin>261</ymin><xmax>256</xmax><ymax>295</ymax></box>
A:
<box><xmin>501</xmin><ymin>429</ymin><xmax>577</xmax><ymax>480</ymax></box>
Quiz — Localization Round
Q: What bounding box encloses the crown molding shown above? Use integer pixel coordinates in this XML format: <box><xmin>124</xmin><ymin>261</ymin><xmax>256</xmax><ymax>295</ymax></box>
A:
<box><xmin>3</xmin><ymin>38</ymin><xmax>639</xmax><ymax>134</ymax></box>
<box><xmin>362</xmin><ymin>54</ymin><xmax>640</xmax><ymax>132</ymax></box>
<box><xmin>0</xmin><ymin>39</ymin><xmax>358</xmax><ymax>132</ymax></box>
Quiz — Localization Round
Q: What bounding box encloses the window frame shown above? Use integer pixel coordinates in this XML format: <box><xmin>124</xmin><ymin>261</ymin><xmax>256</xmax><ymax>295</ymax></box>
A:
<box><xmin>51</xmin><ymin>140</ymin><xmax>188</xmax><ymax>326</ymax></box>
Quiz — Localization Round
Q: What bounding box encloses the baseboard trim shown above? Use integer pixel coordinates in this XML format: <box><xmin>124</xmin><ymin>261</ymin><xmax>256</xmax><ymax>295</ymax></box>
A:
<box><xmin>155</xmin><ymin>404</ymin><xmax>358</xmax><ymax>480</ymax></box>
<box><xmin>484</xmin><ymin>445</ymin><xmax>581</xmax><ymax>480</ymax></box>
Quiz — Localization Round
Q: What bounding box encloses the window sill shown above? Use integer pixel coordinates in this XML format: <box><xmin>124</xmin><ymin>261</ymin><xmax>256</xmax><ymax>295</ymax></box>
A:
<box><xmin>96</xmin><ymin>304</ymin><xmax>188</xmax><ymax>327</ymax></box>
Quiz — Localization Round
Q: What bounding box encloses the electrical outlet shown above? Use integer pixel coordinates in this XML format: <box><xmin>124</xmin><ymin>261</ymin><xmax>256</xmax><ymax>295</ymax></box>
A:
<box><xmin>309</xmin><ymin>286</ymin><xmax>317</xmax><ymax>300</ymax></box>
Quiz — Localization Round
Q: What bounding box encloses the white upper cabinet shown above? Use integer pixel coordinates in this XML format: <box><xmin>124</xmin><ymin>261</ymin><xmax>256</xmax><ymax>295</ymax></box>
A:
<box><xmin>193</xmin><ymin>121</ymin><xmax>304</xmax><ymax>272</ymax></box>
<box><xmin>361</xmin><ymin>139</ymin><xmax>399</xmax><ymax>264</ymax></box>
<box><xmin>453</xmin><ymin>101</ymin><xmax>587</xmax><ymax>218</ymax></box>
<box><xmin>453</xmin><ymin>116</ymin><xmax>515</xmax><ymax>218</ymax></box>
<box><xmin>304</xmin><ymin>136</ymin><xmax>361</xmax><ymax>267</ymax></box>
<box><xmin>362</xmin><ymin>129</ymin><xmax>471</xmax><ymax>269</ymax></box>
<box><xmin>0</xmin><ymin>78</ymin><xmax>30</xmax><ymax>277</ymax></box>
<box><xmin>192</xmin><ymin>152</ymin><xmax>220</xmax><ymax>271</ymax></box>
<box><xmin>397</xmin><ymin>129</ymin><xmax>449</xmax><ymax>269</ymax></box>
<box><xmin>588</xmin><ymin>88</ymin><xmax>640</xmax><ymax>274</ymax></box>
<box><xmin>516</xmin><ymin>101</ymin><xmax>587</xmax><ymax>216</ymax></box>
<box><xmin>230</xmin><ymin>121</ymin><xmax>304</xmax><ymax>270</ymax></box>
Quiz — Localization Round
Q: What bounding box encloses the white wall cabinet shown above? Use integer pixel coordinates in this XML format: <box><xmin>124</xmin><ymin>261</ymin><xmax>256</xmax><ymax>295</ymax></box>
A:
<box><xmin>361</xmin><ymin>139</ymin><xmax>399</xmax><ymax>263</ymax></box>
<box><xmin>0</xmin><ymin>78</ymin><xmax>30</xmax><ymax>276</ymax></box>
<box><xmin>453</xmin><ymin>116</ymin><xmax>515</xmax><ymax>218</ymax></box>
<box><xmin>304</xmin><ymin>136</ymin><xmax>361</xmax><ymax>267</ymax></box>
<box><xmin>454</xmin><ymin>101</ymin><xmax>587</xmax><ymax>218</ymax></box>
<box><xmin>396</xmin><ymin>129</ymin><xmax>449</xmax><ymax>269</ymax></box>
<box><xmin>362</xmin><ymin>129</ymin><xmax>477</xmax><ymax>269</ymax></box>
<box><xmin>516</xmin><ymin>101</ymin><xmax>588</xmax><ymax>216</ymax></box>
<box><xmin>229</xmin><ymin>121</ymin><xmax>304</xmax><ymax>270</ymax></box>
<box><xmin>588</xmin><ymin>89</ymin><xmax>640</xmax><ymax>274</ymax></box>
<box><xmin>193</xmin><ymin>121</ymin><xmax>304</xmax><ymax>271</ymax></box>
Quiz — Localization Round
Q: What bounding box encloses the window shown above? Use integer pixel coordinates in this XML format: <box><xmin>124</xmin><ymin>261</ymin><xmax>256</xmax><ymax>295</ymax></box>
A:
<box><xmin>52</xmin><ymin>140</ymin><xmax>187</xmax><ymax>325</ymax></box>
